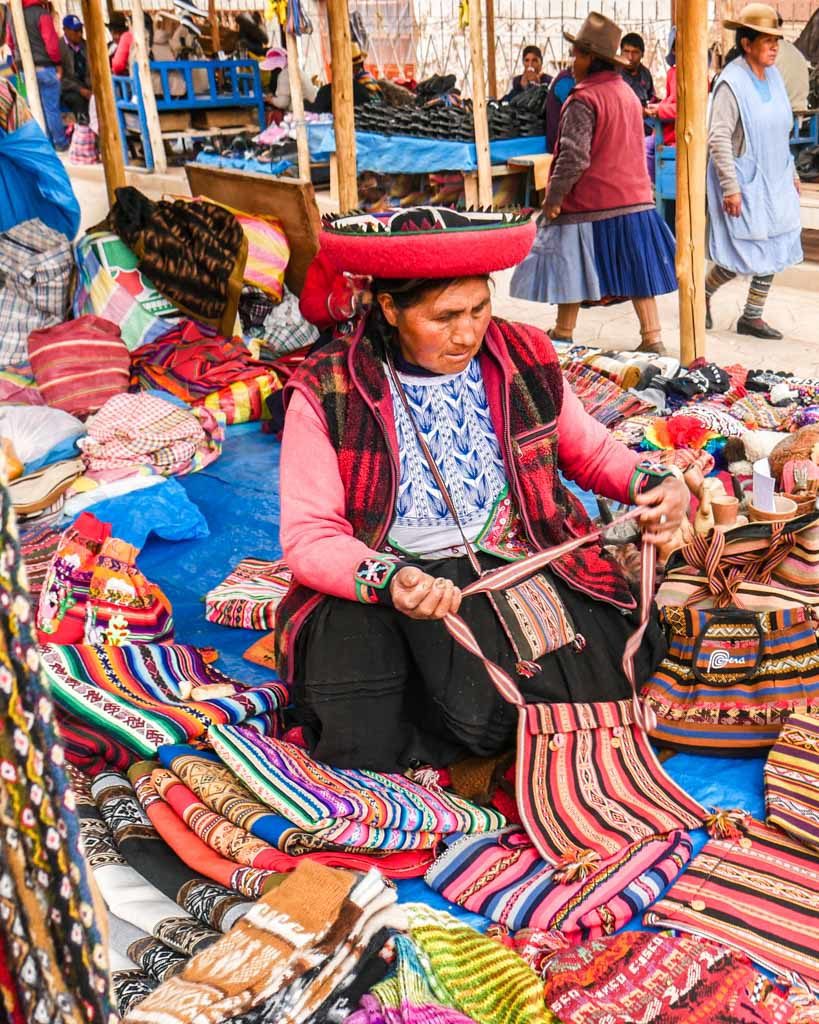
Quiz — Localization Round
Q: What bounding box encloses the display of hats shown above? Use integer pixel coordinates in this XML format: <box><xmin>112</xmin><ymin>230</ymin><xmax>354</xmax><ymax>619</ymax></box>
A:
<box><xmin>319</xmin><ymin>206</ymin><xmax>537</xmax><ymax>279</ymax></box>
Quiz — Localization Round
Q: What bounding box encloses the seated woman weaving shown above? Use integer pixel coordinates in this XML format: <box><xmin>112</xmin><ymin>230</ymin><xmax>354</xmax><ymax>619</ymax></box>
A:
<box><xmin>276</xmin><ymin>208</ymin><xmax>688</xmax><ymax>772</ymax></box>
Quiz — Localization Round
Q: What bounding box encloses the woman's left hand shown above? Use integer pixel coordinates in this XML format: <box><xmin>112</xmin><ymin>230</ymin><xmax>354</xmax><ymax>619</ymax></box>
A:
<box><xmin>634</xmin><ymin>477</ymin><xmax>691</xmax><ymax>547</ymax></box>
<box><xmin>543</xmin><ymin>202</ymin><xmax>562</xmax><ymax>220</ymax></box>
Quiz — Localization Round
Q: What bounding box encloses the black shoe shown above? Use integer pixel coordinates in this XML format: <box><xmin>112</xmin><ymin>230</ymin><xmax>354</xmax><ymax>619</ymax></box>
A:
<box><xmin>736</xmin><ymin>316</ymin><xmax>783</xmax><ymax>340</ymax></box>
<box><xmin>705</xmin><ymin>298</ymin><xmax>712</xmax><ymax>330</ymax></box>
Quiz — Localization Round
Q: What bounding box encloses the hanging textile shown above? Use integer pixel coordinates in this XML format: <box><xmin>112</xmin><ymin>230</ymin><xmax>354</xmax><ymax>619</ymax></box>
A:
<box><xmin>0</xmin><ymin>474</ymin><xmax>115</xmax><ymax>1023</ymax></box>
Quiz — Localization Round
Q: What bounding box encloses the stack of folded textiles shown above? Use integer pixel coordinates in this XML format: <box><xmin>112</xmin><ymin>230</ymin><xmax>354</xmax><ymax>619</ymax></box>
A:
<box><xmin>562</xmin><ymin>363</ymin><xmax>654</xmax><ymax>428</ymax></box>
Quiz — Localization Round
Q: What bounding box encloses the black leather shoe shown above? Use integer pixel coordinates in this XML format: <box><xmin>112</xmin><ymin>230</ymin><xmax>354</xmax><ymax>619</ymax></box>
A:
<box><xmin>705</xmin><ymin>298</ymin><xmax>713</xmax><ymax>330</ymax></box>
<box><xmin>736</xmin><ymin>316</ymin><xmax>783</xmax><ymax>340</ymax></box>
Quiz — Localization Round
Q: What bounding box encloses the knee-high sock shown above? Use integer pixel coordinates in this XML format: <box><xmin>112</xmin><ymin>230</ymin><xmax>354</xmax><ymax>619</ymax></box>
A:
<box><xmin>744</xmin><ymin>274</ymin><xmax>774</xmax><ymax>319</ymax></box>
<box><xmin>705</xmin><ymin>263</ymin><xmax>737</xmax><ymax>298</ymax></box>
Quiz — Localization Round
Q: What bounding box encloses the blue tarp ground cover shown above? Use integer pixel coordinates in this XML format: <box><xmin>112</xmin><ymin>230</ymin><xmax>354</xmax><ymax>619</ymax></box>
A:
<box><xmin>131</xmin><ymin>423</ymin><xmax>768</xmax><ymax>931</ymax></box>
<box><xmin>307</xmin><ymin>124</ymin><xmax>547</xmax><ymax>173</ymax></box>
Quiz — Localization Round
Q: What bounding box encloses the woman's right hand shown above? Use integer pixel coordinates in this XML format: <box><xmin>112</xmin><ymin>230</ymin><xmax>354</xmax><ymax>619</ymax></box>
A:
<box><xmin>723</xmin><ymin>193</ymin><xmax>742</xmax><ymax>217</ymax></box>
<box><xmin>390</xmin><ymin>566</ymin><xmax>462</xmax><ymax>620</ymax></box>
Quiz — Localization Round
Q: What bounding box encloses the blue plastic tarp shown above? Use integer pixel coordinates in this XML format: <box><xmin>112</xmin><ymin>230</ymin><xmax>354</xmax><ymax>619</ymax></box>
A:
<box><xmin>0</xmin><ymin>119</ymin><xmax>81</xmax><ymax>239</ymax></box>
<box><xmin>130</xmin><ymin>423</ymin><xmax>768</xmax><ymax>928</ymax></box>
<box><xmin>307</xmin><ymin>124</ymin><xmax>547</xmax><ymax>172</ymax></box>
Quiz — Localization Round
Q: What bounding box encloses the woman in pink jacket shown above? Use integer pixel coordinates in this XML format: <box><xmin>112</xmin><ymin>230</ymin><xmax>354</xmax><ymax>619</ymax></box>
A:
<box><xmin>277</xmin><ymin>207</ymin><xmax>689</xmax><ymax>772</ymax></box>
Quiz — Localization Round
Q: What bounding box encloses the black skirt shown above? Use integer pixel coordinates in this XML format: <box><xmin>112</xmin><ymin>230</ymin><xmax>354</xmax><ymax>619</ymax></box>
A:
<box><xmin>292</xmin><ymin>553</ymin><xmax>666</xmax><ymax>772</ymax></box>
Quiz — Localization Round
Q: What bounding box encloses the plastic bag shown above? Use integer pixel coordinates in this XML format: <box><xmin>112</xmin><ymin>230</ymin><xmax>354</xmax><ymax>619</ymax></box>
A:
<box><xmin>0</xmin><ymin>119</ymin><xmax>81</xmax><ymax>239</ymax></box>
<box><xmin>0</xmin><ymin>405</ymin><xmax>85</xmax><ymax>466</ymax></box>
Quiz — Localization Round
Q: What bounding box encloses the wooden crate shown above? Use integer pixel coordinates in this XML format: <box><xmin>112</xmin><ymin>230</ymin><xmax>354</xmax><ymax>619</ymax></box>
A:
<box><xmin>191</xmin><ymin>108</ymin><xmax>254</xmax><ymax>130</ymax></box>
<box><xmin>158</xmin><ymin>110</ymin><xmax>191</xmax><ymax>132</ymax></box>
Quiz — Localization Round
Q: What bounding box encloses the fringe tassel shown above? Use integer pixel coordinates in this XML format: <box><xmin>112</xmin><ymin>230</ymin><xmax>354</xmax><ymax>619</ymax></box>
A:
<box><xmin>409</xmin><ymin>765</ymin><xmax>443</xmax><ymax>792</ymax></box>
<box><xmin>552</xmin><ymin>846</ymin><xmax>601</xmax><ymax>883</ymax></box>
<box><xmin>516</xmin><ymin>659</ymin><xmax>541</xmax><ymax>678</ymax></box>
<box><xmin>704</xmin><ymin>807</ymin><xmax>751</xmax><ymax>842</ymax></box>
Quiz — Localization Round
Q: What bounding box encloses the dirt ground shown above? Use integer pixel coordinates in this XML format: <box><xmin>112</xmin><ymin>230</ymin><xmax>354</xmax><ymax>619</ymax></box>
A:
<box><xmin>67</xmin><ymin>162</ymin><xmax>819</xmax><ymax>375</ymax></box>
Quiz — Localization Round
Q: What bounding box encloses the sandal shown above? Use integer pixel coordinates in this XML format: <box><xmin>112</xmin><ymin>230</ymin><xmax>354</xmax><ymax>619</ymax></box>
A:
<box><xmin>9</xmin><ymin>457</ymin><xmax>84</xmax><ymax>516</ymax></box>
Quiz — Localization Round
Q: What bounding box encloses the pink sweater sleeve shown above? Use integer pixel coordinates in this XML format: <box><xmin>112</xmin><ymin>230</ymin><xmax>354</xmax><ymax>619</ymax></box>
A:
<box><xmin>280</xmin><ymin>389</ymin><xmax>400</xmax><ymax>603</ymax></box>
<box><xmin>556</xmin><ymin>378</ymin><xmax>646</xmax><ymax>504</ymax></box>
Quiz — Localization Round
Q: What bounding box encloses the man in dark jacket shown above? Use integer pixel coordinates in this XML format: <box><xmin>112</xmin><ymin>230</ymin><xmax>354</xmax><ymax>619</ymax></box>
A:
<box><xmin>619</xmin><ymin>32</ymin><xmax>657</xmax><ymax>129</ymax></box>
<box><xmin>5</xmin><ymin>0</ymin><xmax>67</xmax><ymax>148</ymax></box>
<box><xmin>59</xmin><ymin>14</ymin><xmax>91</xmax><ymax>123</ymax></box>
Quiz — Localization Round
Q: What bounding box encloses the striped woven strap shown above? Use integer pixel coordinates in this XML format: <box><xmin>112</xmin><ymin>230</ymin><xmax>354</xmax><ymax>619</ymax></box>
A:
<box><xmin>442</xmin><ymin>507</ymin><xmax>657</xmax><ymax>730</ymax></box>
<box><xmin>678</xmin><ymin>526</ymin><xmax>798</xmax><ymax>608</ymax></box>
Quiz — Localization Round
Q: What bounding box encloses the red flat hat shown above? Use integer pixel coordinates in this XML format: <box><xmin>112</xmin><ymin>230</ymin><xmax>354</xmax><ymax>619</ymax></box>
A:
<box><xmin>319</xmin><ymin>206</ymin><xmax>536</xmax><ymax>279</ymax></box>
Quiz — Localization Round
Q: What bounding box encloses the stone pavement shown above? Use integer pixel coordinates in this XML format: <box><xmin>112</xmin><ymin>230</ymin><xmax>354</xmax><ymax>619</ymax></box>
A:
<box><xmin>67</xmin><ymin>162</ymin><xmax>819</xmax><ymax>375</ymax></box>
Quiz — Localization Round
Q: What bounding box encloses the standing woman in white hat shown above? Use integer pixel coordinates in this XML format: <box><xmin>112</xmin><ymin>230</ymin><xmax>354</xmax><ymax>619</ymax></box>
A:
<box><xmin>705</xmin><ymin>3</ymin><xmax>802</xmax><ymax>340</ymax></box>
<box><xmin>510</xmin><ymin>12</ymin><xmax>677</xmax><ymax>355</ymax></box>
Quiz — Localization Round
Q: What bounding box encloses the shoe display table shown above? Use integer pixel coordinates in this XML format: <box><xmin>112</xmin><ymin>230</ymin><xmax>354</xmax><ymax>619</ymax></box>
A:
<box><xmin>307</xmin><ymin>124</ymin><xmax>546</xmax><ymax>207</ymax></box>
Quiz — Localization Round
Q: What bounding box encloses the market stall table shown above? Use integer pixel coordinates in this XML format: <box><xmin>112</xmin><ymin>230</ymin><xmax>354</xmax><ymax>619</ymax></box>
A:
<box><xmin>307</xmin><ymin>123</ymin><xmax>547</xmax><ymax>207</ymax></box>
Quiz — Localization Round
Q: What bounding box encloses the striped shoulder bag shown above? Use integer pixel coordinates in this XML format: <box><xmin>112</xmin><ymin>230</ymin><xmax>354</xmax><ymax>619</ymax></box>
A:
<box><xmin>387</xmin><ymin>359</ymin><xmax>704</xmax><ymax>880</ymax></box>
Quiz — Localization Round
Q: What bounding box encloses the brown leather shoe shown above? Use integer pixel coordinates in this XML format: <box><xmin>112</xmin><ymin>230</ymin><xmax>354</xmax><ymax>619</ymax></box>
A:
<box><xmin>736</xmin><ymin>316</ymin><xmax>783</xmax><ymax>340</ymax></box>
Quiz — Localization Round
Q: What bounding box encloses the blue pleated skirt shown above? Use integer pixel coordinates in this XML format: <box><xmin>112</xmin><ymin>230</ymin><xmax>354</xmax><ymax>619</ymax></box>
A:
<box><xmin>510</xmin><ymin>208</ymin><xmax>678</xmax><ymax>305</ymax></box>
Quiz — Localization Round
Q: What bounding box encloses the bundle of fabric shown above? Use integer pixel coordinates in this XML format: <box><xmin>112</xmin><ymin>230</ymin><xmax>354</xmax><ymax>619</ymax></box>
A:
<box><xmin>19</xmin><ymin>518</ymin><xmax>63</xmax><ymax>596</ymax></box>
<box><xmin>107</xmin><ymin>187</ymin><xmax>248</xmax><ymax>335</ymax></box>
<box><xmin>244</xmin><ymin>287</ymin><xmax>320</xmax><ymax>360</ymax></box>
<box><xmin>41</xmin><ymin>642</ymin><xmax>288</xmax><ymax>758</ymax></box>
<box><xmin>426</xmin><ymin>827</ymin><xmax>691</xmax><ymax>938</ymax></box>
<box><xmin>191</xmin><ymin>199</ymin><xmax>290</xmax><ymax>303</ymax></box>
<box><xmin>0</xmin><ymin>217</ymin><xmax>73</xmax><ymax>363</ymax></box>
<box><xmin>209</xmin><ymin>725</ymin><xmax>506</xmax><ymax>846</ymax></box>
<box><xmin>145</xmin><ymin>759</ymin><xmax>433</xmax><ymax>879</ymax></box>
<box><xmin>157</xmin><ymin>744</ymin><xmax>443</xmax><ymax>858</ymax></box>
<box><xmin>532</xmin><ymin>931</ymin><xmax>805</xmax><ymax>1022</ymax></box>
<box><xmin>78</xmin><ymin>393</ymin><xmax>224</xmax><ymax>479</ymax></box>
<box><xmin>0</xmin><ymin>478</ymin><xmax>114</xmax><ymax>1024</ymax></box>
<box><xmin>73</xmin><ymin>232</ymin><xmax>182</xmax><ymax>351</ymax></box>
<box><xmin>28</xmin><ymin>315</ymin><xmax>131</xmax><ymax>417</ymax></box>
<box><xmin>121</xmin><ymin>861</ymin><xmax>403</xmax><ymax>1024</ymax></box>
<box><xmin>205</xmin><ymin>558</ymin><xmax>293</xmax><ymax>630</ymax></box>
<box><xmin>0</xmin><ymin>362</ymin><xmax>44</xmax><ymax>406</ymax></box>
<box><xmin>36</xmin><ymin>512</ymin><xmax>175</xmax><ymax>645</ymax></box>
<box><xmin>671</xmin><ymin>401</ymin><xmax>746</xmax><ymax>439</ymax></box>
<box><xmin>130</xmin><ymin>323</ymin><xmax>282</xmax><ymax>424</ymax></box>
<box><xmin>128</xmin><ymin>763</ymin><xmax>284</xmax><ymax>899</ymax></box>
<box><xmin>730</xmin><ymin>391</ymin><xmax>796</xmax><ymax>431</ymax></box>
<box><xmin>562</xmin><ymin>362</ymin><xmax>654</xmax><ymax>428</ymax></box>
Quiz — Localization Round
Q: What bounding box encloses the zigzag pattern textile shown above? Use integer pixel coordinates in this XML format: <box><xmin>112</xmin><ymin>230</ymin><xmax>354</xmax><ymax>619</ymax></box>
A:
<box><xmin>41</xmin><ymin>643</ymin><xmax>288</xmax><ymax>756</ymax></box>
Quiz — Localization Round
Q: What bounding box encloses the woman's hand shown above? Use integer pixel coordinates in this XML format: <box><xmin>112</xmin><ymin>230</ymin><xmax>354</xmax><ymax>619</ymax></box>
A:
<box><xmin>543</xmin><ymin>202</ymin><xmax>562</xmax><ymax>221</ymax></box>
<box><xmin>390</xmin><ymin>567</ymin><xmax>462</xmax><ymax>620</ymax></box>
<box><xmin>645</xmin><ymin>103</ymin><xmax>659</xmax><ymax>118</ymax></box>
<box><xmin>635</xmin><ymin>477</ymin><xmax>691</xmax><ymax>548</ymax></box>
<box><xmin>723</xmin><ymin>192</ymin><xmax>742</xmax><ymax>217</ymax></box>
<box><xmin>794</xmin><ymin>175</ymin><xmax>802</xmax><ymax>196</ymax></box>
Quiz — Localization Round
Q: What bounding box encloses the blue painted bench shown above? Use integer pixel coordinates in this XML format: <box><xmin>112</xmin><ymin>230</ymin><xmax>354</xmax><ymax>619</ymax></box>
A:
<box><xmin>113</xmin><ymin>58</ymin><xmax>265</xmax><ymax>172</ymax></box>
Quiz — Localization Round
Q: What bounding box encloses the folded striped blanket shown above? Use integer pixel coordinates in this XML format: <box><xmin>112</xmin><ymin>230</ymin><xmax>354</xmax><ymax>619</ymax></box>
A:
<box><xmin>205</xmin><ymin>558</ymin><xmax>292</xmax><ymax>631</ymax></box>
<box><xmin>42</xmin><ymin>644</ymin><xmax>288</xmax><ymax>757</ymax></box>
<box><xmin>209</xmin><ymin>724</ymin><xmax>505</xmax><ymax>839</ymax></box>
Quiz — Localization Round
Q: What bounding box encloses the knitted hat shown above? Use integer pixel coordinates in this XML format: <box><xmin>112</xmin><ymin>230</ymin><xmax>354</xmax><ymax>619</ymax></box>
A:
<box><xmin>319</xmin><ymin>206</ymin><xmax>536</xmax><ymax>280</ymax></box>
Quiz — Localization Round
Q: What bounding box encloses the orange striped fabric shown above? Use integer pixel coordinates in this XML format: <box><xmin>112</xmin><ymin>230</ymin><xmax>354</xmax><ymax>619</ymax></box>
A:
<box><xmin>28</xmin><ymin>314</ymin><xmax>130</xmax><ymax>417</ymax></box>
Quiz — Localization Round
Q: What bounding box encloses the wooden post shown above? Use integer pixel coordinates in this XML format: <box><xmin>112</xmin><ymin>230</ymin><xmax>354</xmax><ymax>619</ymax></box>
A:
<box><xmin>676</xmin><ymin>0</ymin><xmax>708</xmax><ymax>365</ymax></box>
<box><xmin>130</xmin><ymin>0</ymin><xmax>167</xmax><ymax>174</ymax></box>
<box><xmin>9</xmin><ymin>0</ymin><xmax>46</xmax><ymax>131</ymax></box>
<box><xmin>326</xmin><ymin>0</ymin><xmax>357</xmax><ymax>212</ymax></box>
<box><xmin>81</xmin><ymin>0</ymin><xmax>126</xmax><ymax>204</ymax></box>
<box><xmin>208</xmin><ymin>0</ymin><xmax>221</xmax><ymax>53</ymax></box>
<box><xmin>485</xmin><ymin>0</ymin><xmax>497</xmax><ymax>98</ymax></box>
<box><xmin>286</xmin><ymin>31</ymin><xmax>311</xmax><ymax>181</ymax></box>
<box><xmin>467</xmin><ymin>0</ymin><xmax>493</xmax><ymax>207</ymax></box>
